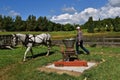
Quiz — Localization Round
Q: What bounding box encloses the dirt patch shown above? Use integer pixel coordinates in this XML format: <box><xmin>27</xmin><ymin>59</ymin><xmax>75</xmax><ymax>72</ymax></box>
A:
<box><xmin>37</xmin><ymin>62</ymin><xmax>97</xmax><ymax>77</ymax></box>
<box><xmin>38</xmin><ymin>67</ymin><xmax>81</xmax><ymax>77</ymax></box>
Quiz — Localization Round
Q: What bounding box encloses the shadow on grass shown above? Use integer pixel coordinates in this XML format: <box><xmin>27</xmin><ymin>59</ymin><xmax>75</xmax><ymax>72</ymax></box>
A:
<box><xmin>26</xmin><ymin>51</ymin><xmax>55</xmax><ymax>59</ymax></box>
<box><xmin>78</xmin><ymin>50</ymin><xmax>85</xmax><ymax>55</ymax></box>
<box><xmin>0</xmin><ymin>46</ymin><xmax>17</xmax><ymax>50</ymax></box>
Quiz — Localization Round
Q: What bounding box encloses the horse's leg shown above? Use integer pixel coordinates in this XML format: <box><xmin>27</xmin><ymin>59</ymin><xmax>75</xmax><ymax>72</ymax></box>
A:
<box><xmin>30</xmin><ymin>48</ymin><xmax>34</xmax><ymax>58</ymax></box>
<box><xmin>46</xmin><ymin>40</ymin><xmax>51</xmax><ymax>56</ymax></box>
<box><xmin>23</xmin><ymin>46</ymin><xmax>31</xmax><ymax>61</ymax></box>
<box><xmin>46</xmin><ymin>45</ymin><xmax>50</xmax><ymax>56</ymax></box>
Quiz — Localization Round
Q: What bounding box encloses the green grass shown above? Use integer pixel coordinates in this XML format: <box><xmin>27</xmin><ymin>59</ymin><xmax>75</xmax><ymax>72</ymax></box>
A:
<box><xmin>0</xmin><ymin>31</ymin><xmax>120</xmax><ymax>80</ymax></box>
<box><xmin>0</xmin><ymin>45</ymin><xmax>120</xmax><ymax>80</ymax></box>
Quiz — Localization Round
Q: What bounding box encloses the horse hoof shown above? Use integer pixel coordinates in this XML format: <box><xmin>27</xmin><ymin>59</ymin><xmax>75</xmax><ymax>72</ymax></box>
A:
<box><xmin>46</xmin><ymin>55</ymin><xmax>48</xmax><ymax>56</ymax></box>
<box><xmin>23</xmin><ymin>60</ymin><xmax>26</xmax><ymax>62</ymax></box>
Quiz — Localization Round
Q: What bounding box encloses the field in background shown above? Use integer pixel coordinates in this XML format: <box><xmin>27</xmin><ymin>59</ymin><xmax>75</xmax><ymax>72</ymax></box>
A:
<box><xmin>0</xmin><ymin>30</ymin><xmax>120</xmax><ymax>40</ymax></box>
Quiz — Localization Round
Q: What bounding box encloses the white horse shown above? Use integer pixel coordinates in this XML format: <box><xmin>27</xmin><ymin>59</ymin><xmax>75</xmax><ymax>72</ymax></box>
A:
<box><xmin>12</xmin><ymin>33</ymin><xmax>51</xmax><ymax>61</ymax></box>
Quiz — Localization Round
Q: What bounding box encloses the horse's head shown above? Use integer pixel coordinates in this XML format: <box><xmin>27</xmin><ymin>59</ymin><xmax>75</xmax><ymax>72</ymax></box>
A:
<box><xmin>12</xmin><ymin>34</ymin><xmax>19</xmax><ymax>46</ymax></box>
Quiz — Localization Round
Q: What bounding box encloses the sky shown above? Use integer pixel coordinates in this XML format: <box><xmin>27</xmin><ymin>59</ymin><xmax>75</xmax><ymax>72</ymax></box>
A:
<box><xmin>0</xmin><ymin>0</ymin><xmax>120</xmax><ymax>24</ymax></box>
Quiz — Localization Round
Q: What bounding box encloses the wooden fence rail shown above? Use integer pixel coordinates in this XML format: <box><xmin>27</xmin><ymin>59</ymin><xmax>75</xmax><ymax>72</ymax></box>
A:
<box><xmin>52</xmin><ymin>37</ymin><xmax>120</xmax><ymax>47</ymax></box>
<box><xmin>0</xmin><ymin>35</ymin><xmax>120</xmax><ymax>49</ymax></box>
<box><xmin>84</xmin><ymin>37</ymin><xmax>120</xmax><ymax>47</ymax></box>
<box><xmin>0</xmin><ymin>35</ymin><xmax>13</xmax><ymax>48</ymax></box>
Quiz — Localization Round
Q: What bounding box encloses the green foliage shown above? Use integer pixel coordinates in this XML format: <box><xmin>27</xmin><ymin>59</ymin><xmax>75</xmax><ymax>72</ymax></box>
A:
<box><xmin>63</xmin><ymin>23</ymin><xmax>74</xmax><ymax>31</ymax></box>
<box><xmin>14</xmin><ymin>16</ymin><xmax>24</xmax><ymax>31</ymax></box>
<box><xmin>83</xmin><ymin>16</ymin><xmax>120</xmax><ymax>33</ymax></box>
<box><xmin>94</xmin><ymin>27</ymin><xmax>100</xmax><ymax>32</ymax></box>
<box><xmin>84</xmin><ymin>17</ymin><xmax>95</xmax><ymax>33</ymax></box>
<box><xmin>2</xmin><ymin>16</ymin><xmax>14</xmax><ymax>31</ymax></box>
<box><xmin>0</xmin><ymin>15</ymin><xmax>3</xmax><ymax>30</ymax></box>
<box><xmin>0</xmin><ymin>15</ymin><xmax>75</xmax><ymax>32</ymax></box>
<box><xmin>0</xmin><ymin>14</ymin><xmax>120</xmax><ymax>32</ymax></box>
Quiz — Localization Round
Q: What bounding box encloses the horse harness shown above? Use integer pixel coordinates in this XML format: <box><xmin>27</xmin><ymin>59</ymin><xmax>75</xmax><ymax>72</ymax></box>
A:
<box><xmin>23</xmin><ymin>34</ymin><xmax>50</xmax><ymax>47</ymax></box>
<box><xmin>14</xmin><ymin>34</ymin><xmax>19</xmax><ymax>45</ymax></box>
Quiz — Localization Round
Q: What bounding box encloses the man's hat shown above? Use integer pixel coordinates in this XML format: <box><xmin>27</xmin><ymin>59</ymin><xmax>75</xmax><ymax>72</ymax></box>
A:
<box><xmin>76</xmin><ymin>26</ymin><xmax>80</xmax><ymax>30</ymax></box>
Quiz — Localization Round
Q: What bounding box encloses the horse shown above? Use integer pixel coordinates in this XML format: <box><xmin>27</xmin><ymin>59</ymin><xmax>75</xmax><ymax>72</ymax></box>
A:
<box><xmin>12</xmin><ymin>33</ymin><xmax>51</xmax><ymax>61</ymax></box>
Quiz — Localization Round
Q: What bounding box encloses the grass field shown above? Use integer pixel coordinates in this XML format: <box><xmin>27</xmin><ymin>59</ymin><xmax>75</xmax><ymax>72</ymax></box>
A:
<box><xmin>0</xmin><ymin>31</ymin><xmax>120</xmax><ymax>80</ymax></box>
<box><xmin>0</xmin><ymin>31</ymin><xmax>120</xmax><ymax>40</ymax></box>
<box><xmin>0</xmin><ymin>45</ymin><xmax>120</xmax><ymax>80</ymax></box>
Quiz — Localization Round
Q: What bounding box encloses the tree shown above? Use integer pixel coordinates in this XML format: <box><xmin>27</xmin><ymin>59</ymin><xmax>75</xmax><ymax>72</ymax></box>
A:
<box><xmin>94</xmin><ymin>19</ymin><xmax>101</xmax><ymax>32</ymax></box>
<box><xmin>14</xmin><ymin>16</ymin><xmax>23</xmax><ymax>31</ymax></box>
<box><xmin>36</xmin><ymin>16</ymin><xmax>49</xmax><ymax>31</ymax></box>
<box><xmin>64</xmin><ymin>23</ymin><xmax>74</xmax><ymax>31</ymax></box>
<box><xmin>2</xmin><ymin>16</ymin><xmax>14</xmax><ymax>31</ymax></box>
<box><xmin>0</xmin><ymin>15</ymin><xmax>3</xmax><ymax>30</ymax></box>
<box><xmin>47</xmin><ymin>21</ymin><xmax>54</xmax><ymax>31</ymax></box>
<box><xmin>26</xmin><ymin>15</ymin><xmax>36</xmax><ymax>31</ymax></box>
<box><xmin>86</xmin><ymin>16</ymin><xmax>94</xmax><ymax>33</ymax></box>
<box><xmin>113</xmin><ymin>16</ymin><xmax>120</xmax><ymax>31</ymax></box>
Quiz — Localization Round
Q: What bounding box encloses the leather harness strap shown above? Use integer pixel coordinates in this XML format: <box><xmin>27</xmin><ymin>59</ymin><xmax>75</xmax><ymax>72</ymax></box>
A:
<box><xmin>24</xmin><ymin>34</ymin><xmax>45</xmax><ymax>46</ymax></box>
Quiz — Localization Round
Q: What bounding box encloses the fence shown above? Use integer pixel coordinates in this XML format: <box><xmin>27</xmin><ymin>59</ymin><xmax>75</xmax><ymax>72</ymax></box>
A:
<box><xmin>84</xmin><ymin>37</ymin><xmax>120</xmax><ymax>47</ymax></box>
<box><xmin>0</xmin><ymin>35</ymin><xmax>13</xmax><ymax>48</ymax></box>
<box><xmin>52</xmin><ymin>36</ymin><xmax>120</xmax><ymax>47</ymax></box>
<box><xmin>0</xmin><ymin>35</ymin><xmax>120</xmax><ymax>49</ymax></box>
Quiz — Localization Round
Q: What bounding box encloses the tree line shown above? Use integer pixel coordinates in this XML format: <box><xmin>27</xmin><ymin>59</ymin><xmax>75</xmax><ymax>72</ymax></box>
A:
<box><xmin>0</xmin><ymin>15</ymin><xmax>75</xmax><ymax>31</ymax></box>
<box><xmin>0</xmin><ymin>15</ymin><xmax>120</xmax><ymax>32</ymax></box>
<box><xmin>83</xmin><ymin>16</ymin><xmax>120</xmax><ymax>33</ymax></box>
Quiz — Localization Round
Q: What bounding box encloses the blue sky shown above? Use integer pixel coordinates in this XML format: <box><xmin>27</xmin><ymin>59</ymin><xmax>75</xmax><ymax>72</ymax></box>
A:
<box><xmin>0</xmin><ymin>0</ymin><xmax>120</xmax><ymax>24</ymax></box>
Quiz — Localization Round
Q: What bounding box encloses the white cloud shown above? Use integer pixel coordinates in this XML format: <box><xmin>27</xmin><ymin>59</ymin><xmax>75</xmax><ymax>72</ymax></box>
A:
<box><xmin>50</xmin><ymin>13</ymin><xmax>73</xmax><ymax>24</ymax></box>
<box><xmin>99</xmin><ymin>6</ymin><xmax>120</xmax><ymax>18</ymax></box>
<box><xmin>1</xmin><ymin>6</ymin><xmax>21</xmax><ymax>17</ymax></box>
<box><xmin>62</xmin><ymin>7</ymin><xmax>76</xmax><ymax>13</ymax></box>
<box><xmin>2</xmin><ymin>6</ymin><xmax>11</xmax><ymax>11</ymax></box>
<box><xmin>108</xmin><ymin>0</ymin><xmax>120</xmax><ymax>7</ymax></box>
<box><xmin>51</xmin><ymin>8</ymin><xmax>99</xmax><ymax>24</ymax></box>
<box><xmin>50</xmin><ymin>1</ymin><xmax>120</xmax><ymax>24</ymax></box>
<box><xmin>8</xmin><ymin>10</ymin><xmax>20</xmax><ymax>16</ymax></box>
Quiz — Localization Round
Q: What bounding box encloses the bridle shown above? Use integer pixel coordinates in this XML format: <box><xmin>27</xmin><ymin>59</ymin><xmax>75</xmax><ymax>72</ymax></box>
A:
<box><xmin>13</xmin><ymin>34</ymin><xmax>19</xmax><ymax>46</ymax></box>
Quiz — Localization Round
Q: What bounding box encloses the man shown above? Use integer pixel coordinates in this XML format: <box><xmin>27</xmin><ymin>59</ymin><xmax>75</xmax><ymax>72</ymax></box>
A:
<box><xmin>76</xmin><ymin>26</ymin><xmax>90</xmax><ymax>55</ymax></box>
